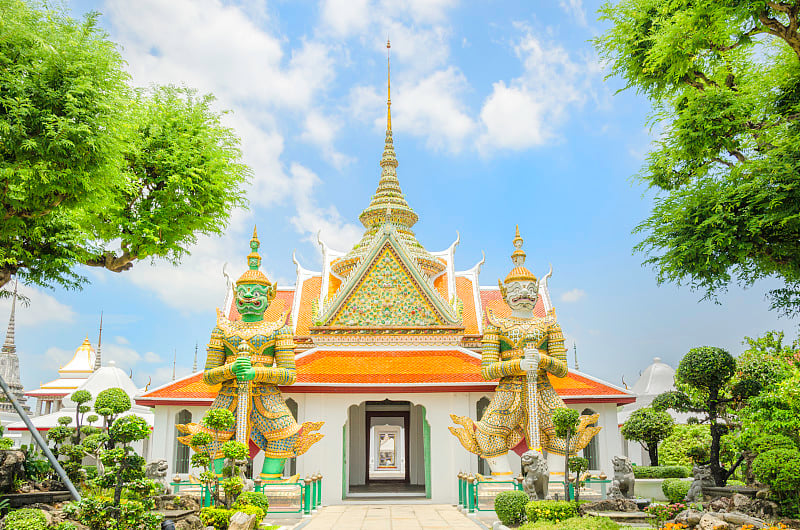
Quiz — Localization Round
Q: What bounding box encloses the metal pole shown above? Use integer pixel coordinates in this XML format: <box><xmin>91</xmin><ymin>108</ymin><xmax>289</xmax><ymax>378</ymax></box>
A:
<box><xmin>0</xmin><ymin>373</ymin><xmax>80</xmax><ymax>501</ymax></box>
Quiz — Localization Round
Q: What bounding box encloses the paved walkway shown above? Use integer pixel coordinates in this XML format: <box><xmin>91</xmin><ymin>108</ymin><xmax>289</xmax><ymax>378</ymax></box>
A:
<box><xmin>299</xmin><ymin>504</ymin><xmax>483</xmax><ymax>529</ymax></box>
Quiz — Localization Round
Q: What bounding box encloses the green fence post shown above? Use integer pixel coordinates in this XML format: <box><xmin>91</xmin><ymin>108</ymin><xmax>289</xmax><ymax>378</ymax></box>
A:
<box><xmin>304</xmin><ymin>477</ymin><xmax>312</xmax><ymax>515</ymax></box>
<box><xmin>457</xmin><ymin>472</ymin><xmax>464</xmax><ymax>507</ymax></box>
<box><xmin>318</xmin><ymin>474</ymin><xmax>323</xmax><ymax>507</ymax></box>
<box><xmin>467</xmin><ymin>475</ymin><xmax>475</xmax><ymax>513</ymax></box>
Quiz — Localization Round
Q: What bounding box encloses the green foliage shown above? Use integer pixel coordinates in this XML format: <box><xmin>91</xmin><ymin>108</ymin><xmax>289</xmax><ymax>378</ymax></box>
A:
<box><xmin>0</xmin><ymin>438</ymin><xmax>13</xmax><ymax>450</ymax></box>
<box><xmin>51</xmin><ymin>523</ymin><xmax>79</xmax><ymax>530</ymax></box>
<box><xmin>95</xmin><ymin>389</ymin><xmax>131</xmax><ymax>417</ymax></box>
<box><xmin>0</xmin><ymin>1</ymin><xmax>249</xmax><ymax>293</ymax></box>
<box><xmin>621</xmin><ymin>407</ymin><xmax>674</xmax><ymax>466</ymax></box>
<box><xmin>86</xmin><ymin>415</ymin><xmax>99</xmax><ymax>424</ymax></box>
<box><xmin>569</xmin><ymin>457</ymin><xmax>589</xmax><ymax>474</ymax></box>
<box><xmin>677</xmin><ymin>347</ymin><xmax>735</xmax><ymax>392</ymax></box>
<box><xmin>47</xmin><ymin>425</ymin><xmax>74</xmax><ymax>445</ymax></box>
<box><xmin>203</xmin><ymin>409</ymin><xmax>235</xmax><ymax>432</ymax></box>
<box><xmin>740</xmin><ymin>368</ymin><xmax>800</xmax><ymax>446</ymax></box>
<box><xmin>199</xmin><ymin>507</ymin><xmax>232</xmax><ymax>530</ymax></box>
<box><xmin>191</xmin><ymin>432</ymin><xmax>212</xmax><ymax>447</ymax></box>
<box><xmin>524</xmin><ymin>500</ymin><xmax>579</xmax><ymax>523</ymax></box>
<box><xmin>552</xmin><ymin>408</ymin><xmax>580</xmax><ymax>439</ymax></box>
<box><xmin>64</xmin><ymin>496</ymin><xmax>162</xmax><ymax>530</ymax></box>
<box><xmin>520</xmin><ymin>517</ymin><xmax>620</xmax><ymax>530</ymax></box>
<box><xmin>662</xmin><ymin>478</ymin><xmax>691</xmax><ymax>503</ymax></box>
<box><xmin>109</xmin><ymin>416</ymin><xmax>150</xmax><ymax>445</ymax></box>
<box><xmin>58</xmin><ymin>416</ymin><xmax>73</xmax><ymax>426</ymax></box>
<box><xmin>748</xmin><ymin>433</ymin><xmax>797</xmax><ymax>455</ymax></box>
<box><xmin>233</xmin><ymin>491</ymin><xmax>270</xmax><ymax>514</ymax></box>
<box><xmin>71</xmin><ymin>390</ymin><xmax>92</xmax><ymax>405</ymax></box>
<box><xmin>494</xmin><ymin>490</ymin><xmax>529</xmax><ymax>526</ymax></box>
<box><xmin>3</xmin><ymin>508</ymin><xmax>47</xmax><ymax>530</ymax></box>
<box><xmin>191</xmin><ymin>451</ymin><xmax>211</xmax><ymax>469</ymax></box>
<box><xmin>220</xmin><ymin>477</ymin><xmax>243</xmax><ymax>501</ymax></box>
<box><xmin>752</xmin><ymin>448</ymin><xmax>800</xmax><ymax>516</ymax></box>
<box><xmin>221</xmin><ymin>440</ymin><xmax>248</xmax><ymax>461</ymax></box>
<box><xmin>632</xmin><ymin>466</ymin><xmax>690</xmax><ymax>479</ymax></box>
<box><xmin>645</xmin><ymin>503</ymin><xmax>688</xmax><ymax>528</ymax></box>
<box><xmin>595</xmin><ymin>0</ymin><xmax>800</xmax><ymax>316</ymax></box>
<box><xmin>660</xmin><ymin>425</ymin><xmax>713</xmax><ymax>466</ymax></box>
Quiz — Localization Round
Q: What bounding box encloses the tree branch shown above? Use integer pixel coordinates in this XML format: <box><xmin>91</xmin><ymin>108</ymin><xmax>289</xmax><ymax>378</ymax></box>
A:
<box><xmin>83</xmin><ymin>248</ymin><xmax>136</xmax><ymax>273</ymax></box>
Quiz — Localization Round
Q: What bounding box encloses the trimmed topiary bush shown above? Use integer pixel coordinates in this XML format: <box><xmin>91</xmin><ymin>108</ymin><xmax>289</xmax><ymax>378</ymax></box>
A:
<box><xmin>525</xmin><ymin>500</ymin><xmax>579</xmax><ymax>522</ymax></box>
<box><xmin>495</xmin><ymin>490</ymin><xmax>528</xmax><ymax>526</ymax></box>
<box><xmin>661</xmin><ymin>478</ymin><xmax>691</xmax><ymax>502</ymax></box>
<box><xmin>233</xmin><ymin>491</ymin><xmax>269</xmax><ymax>513</ymax></box>
<box><xmin>3</xmin><ymin>509</ymin><xmax>47</xmax><ymax>530</ymax></box>
<box><xmin>659</xmin><ymin>424</ymin><xmax>713</xmax><ymax>466</ymax></box>
<box><xmin>520</xmin><ymin>516</ymin><xmax>619</xmax><ymax>529</ymax></box>
<box><xmin>199</xmin><ymin>507</ymin><xmax>231</xmax><ymax>529</ymax></box>
<box><xmin>632</xmin><ymin>465</ymin><xmax>690</xmax><ymax>479</ymax></box>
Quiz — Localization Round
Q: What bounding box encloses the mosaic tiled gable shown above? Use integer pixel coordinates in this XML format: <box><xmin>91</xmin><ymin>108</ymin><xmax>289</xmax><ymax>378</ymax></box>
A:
<box><xmin>329</xmin><ymin>244</ymin><xmax>444</xmax><ymax>327</ymax></box>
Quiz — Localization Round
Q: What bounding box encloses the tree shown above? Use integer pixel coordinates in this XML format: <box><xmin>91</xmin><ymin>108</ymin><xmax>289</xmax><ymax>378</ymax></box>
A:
<box><xmin>568</xmin><ymin>456</ymin><xmax>589</xmax><ymax>504</ymax></box>
<box><xmin>621</xmin><ymin>407</ymin><xmax>674</xmax><ymax>466</ymax></box>
<box><xmin>71</xmin><ymin>389</ymin><xmax>92</xmax><ymax>444</ymax></box>
<box><xmin>653</xmin><ymin>346</ymin><xmax>741</xmax><ymax>485</ymax></box>
<box><xmin>0</xmin><ymin>0</ymin><xmax>248</xmax><ymax>292</ymax></box>
<box><xmin>595</xmin><ymin>0</ymin><xmax>800</xmax><ymax>316</ymax></box>
<box><xmin>552</xmin><ymin>407</ymin><xmax>579</xmax><ymax>501</ymax></box>
<box><xmin>105</xmin><ymin>415</ymin><xmax>151</xmax><ymax>506</ymax></box>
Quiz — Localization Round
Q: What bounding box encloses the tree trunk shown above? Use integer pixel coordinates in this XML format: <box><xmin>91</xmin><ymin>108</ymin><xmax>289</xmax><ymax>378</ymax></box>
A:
<box><xmin>564</xmin><ymin>433</ymin><xmax>571</xmax><ymax>501</ymax></box>
<box><xmin>707</xmin><ymin>389</ymin><xmax>727</xmax><ymax>486</ymax></box>
<box><xmin>647</xmin><ymin>443</ymin><xmax>659</xmax><ymax>467</ymax></box>
<box><xmin>574</xmin><ymin>470</ymin><xmax>581</xmax><ymax>504</ymax></box>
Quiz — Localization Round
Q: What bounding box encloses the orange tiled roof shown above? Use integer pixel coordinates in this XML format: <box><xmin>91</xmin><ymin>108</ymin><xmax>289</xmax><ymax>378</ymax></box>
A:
<box><xmin>434</xmin><ymin>274</ymin><xmax>448</xmax><ymax>300</ymax></box>
<box><xmin>137</xmin><ymin>349</ymin><xmax>633</xmax><ymax>403</ymax></box>
<box><xmin>456</xmin><ymin>277</ymin><xmax>479</xmax><ymax>334</ymax></box>
<box><xmin>294</xmin><ymin>276</ymin><xmax>322</xmax><ymax>336</ymax></box>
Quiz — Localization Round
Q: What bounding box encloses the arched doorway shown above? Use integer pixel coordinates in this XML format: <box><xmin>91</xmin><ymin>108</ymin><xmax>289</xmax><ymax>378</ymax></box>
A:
<box><xmin>174</xmin><ymin>410</ymin><xmax>192</xmax><ymax>473</ymax></box>
<box><xmin>345</xmin><ymin>400</ymin><xmax>429</xmax><ymax>498</ymax></box>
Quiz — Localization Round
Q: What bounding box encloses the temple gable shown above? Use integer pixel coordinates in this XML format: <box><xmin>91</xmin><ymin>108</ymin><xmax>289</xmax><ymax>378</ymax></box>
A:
<box><xmin>319</xmin><ymin>231</ymin><xmax>460</xmax><ymax>328</ymax></box>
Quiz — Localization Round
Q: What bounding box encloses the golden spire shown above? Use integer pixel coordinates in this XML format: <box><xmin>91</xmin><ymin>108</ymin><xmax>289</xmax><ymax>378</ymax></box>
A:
<box><xmin>386</xmin><ymin>38</ymin><xmax>392</xmax><ymax>132</ymax></box>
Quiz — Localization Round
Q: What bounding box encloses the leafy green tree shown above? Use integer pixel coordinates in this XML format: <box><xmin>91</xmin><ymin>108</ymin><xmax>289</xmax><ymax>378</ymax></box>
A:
<box><xmin>653</xmin><ymin>346</ymin><xmax>743</xmax><ymax>485</ymax></box>
<box><xmin>552</xmin><ymin>407</ymin><xmax>580</xmax><ymax>501</ymax></box>
<box><xmin>568</xmin><ymin>456</ymin><xmax>589</xmax><ymax>504</ymax></box>
<box><xmin>0</xmin><ymin>0</ymin><xmax>248</xmax><ymax>292</ymax></box>
<box><xmin>94</xmin><ymin>388</ymin><xmax>131</xmax><ymax>433</ymax></box>
<box><xmin>621</xmin><ymin>407</ymin><xmax>674</xmax><ymax>466</ymax></box>
<box><xmin>71</xmin><ymin>389</ymin><xmax>92</xmax><ymax>444</ymax></box>
<box><xmin>103</xmin><ymin>415</ymin><xmax>151</xmax><ymax>506</ymax></box>
<box><xmin>595</xmin><ymin>0</ymin><xmax>800</xmax><ymax>316</ymax></box>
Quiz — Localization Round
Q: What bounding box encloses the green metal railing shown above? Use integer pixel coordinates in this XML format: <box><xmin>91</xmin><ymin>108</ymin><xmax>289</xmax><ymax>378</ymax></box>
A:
<box><xmin>170</xmin><ymin>473</ymin><xmax>323</xmax><ymax>515</ymax></box>
<box><xmin>456</xmin><ymin>473</ymin><xmax>613</xmax><ymax>512</ymax></box>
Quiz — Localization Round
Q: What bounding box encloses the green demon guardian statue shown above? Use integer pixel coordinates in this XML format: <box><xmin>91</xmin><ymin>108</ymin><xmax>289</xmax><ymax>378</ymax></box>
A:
<box><xmin>178</xmin><ymin>228</ymin><xmax>323</xmax><ymax>481</ymax></box>
<box><xmin>449</xmin><ymin>227</ymin><xmax>600</xmax><ymax>478</ymax></box>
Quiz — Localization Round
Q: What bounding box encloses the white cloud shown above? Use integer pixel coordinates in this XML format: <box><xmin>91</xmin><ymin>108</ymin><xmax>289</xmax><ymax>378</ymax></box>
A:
<box><xmin>43</xmin><ymin>347</ymin><xmax>75</xmax><ymax>370</ymax></box>
<box><xmin>0</xmin><ymin>285</ymin><xmax>76</xmax><ymax>328</ymax></box>
<box><xmin>560</xmin><ymin>288</ymin><xmax>586</xmax><ymax>303</ymax></box>
<box><xmin>299</xmin><ymin>111</ymin><xmax>354</xmax><ymax>169</ymax></box>
<box><xmin>320</xmin><ymin>0</ymin><xmax>370</xmax><ymax>37</ymax></box>
<box><xmin>477</xmin><ymin>26</ymin><xmax>596</xmax><ymax>153</ymax></box>
<box><xmin>144</xmin><ymin>351</ymin><xmax>163</xmax><ymax>363</ymax></box>
<box><xmin>559</xmin><ymin>0</ymin><xmax>588</xmax><ymax>27</ymax></box>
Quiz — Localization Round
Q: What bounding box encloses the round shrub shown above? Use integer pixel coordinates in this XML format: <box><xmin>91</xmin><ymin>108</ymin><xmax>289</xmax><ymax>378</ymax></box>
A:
<box><xmin>3</xmin><ymin>508</ymin><xmax>48</xmax><ymax>530</ymax></box>
<box><xmin>749</xmin><ymin>433</ymin><xmax>797</xmax><ymax>455</ymax></box>
<box><xmin>95</xmin><ymin>388</ymin><xmax>131</xmax><ymax>415</ymax></box>
<box><xmin>661</xmin><ymin>478</ymin><xmax>691</xmax><ymax>503</ymax></box>
<box><xmin>753</xmin><ymin>448</ymin><xmax>800</xmax><ymax>494</ymax></box>
<box><xmin>660</xmin><ymin>424</ymin><xmax>713</xmax><ymax>466</ymax></box>
<box><xmin>676</xmin><ymin>346</ymin><xmax>735</xmax><ymax>391</ymax></box>
<box><xmin>199</xmin><ymin>507</ymin><xmax>231</xmax><ymax>529</ymax></box>
<box><xmin>495</xmin><ymin>490</ymin><xmax>528</xmax><ymax>526</ymax></box>
<box><xmin>233</xmin><ymin>491</ymin><xmax>270</xmax><ymax>513</ymax></box>
<box><xmin>525</xmin><ymin>500</ymin><xmax>578</xmax><ymax>522</ymax></box>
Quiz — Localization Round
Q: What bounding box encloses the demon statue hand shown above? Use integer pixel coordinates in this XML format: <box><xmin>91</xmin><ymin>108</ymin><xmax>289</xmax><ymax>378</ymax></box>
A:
<box><xmin>449</xmin><ymin>227</ymin><xmax>600</xmax><ymax>478</ymax></box>
<box><xmin>178</xmin><ymin>227</ymin><xmax>323</xmax><ymax>481</ymax></box>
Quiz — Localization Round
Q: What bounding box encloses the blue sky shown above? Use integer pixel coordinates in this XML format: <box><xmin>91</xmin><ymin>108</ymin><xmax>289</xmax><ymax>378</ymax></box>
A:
<box><xmin>3</xmin><ymin>0</ymin><xmax>797</xmax><ymax>393</ymax></box>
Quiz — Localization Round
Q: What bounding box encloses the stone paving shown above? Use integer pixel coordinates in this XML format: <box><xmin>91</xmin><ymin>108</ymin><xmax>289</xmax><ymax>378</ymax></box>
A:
<box><xmin>298</xmin><ymin>504</ymin><xmax>483</xmax><ymax>530</ymax></box>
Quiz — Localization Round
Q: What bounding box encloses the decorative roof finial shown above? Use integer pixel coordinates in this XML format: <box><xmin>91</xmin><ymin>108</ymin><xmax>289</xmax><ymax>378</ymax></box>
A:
<box><xmin>2</xmin><ymin>279</ymin><xmax>18</xmax><ymax>355</ymax></box>
<box><xmin>172</xmin><ymin>349</ymin><xmax>176</xmax><ymax>381</ymax></box>
<box><xmin>94</xmin><ymin>311</ymin><xmax>103</xmax><ymax>370</ymax></box>
<box><xmin>573</xmin><ymin>342</ymin><xmax>580</xmax><ymax>371</ymax></box>
<box><xmin>193</xmin><ymin>342</ymin><xmax>198</xmax><ymax>373</ymax></box>
<box><xmin>387</xmin><ymin>38</ymin><xmax>392</xmax><ymax>132</ymax></box>
<box><xmin>503</xmin><ymin>226</ymin><xmax>538</xmax><ymax>285</ymax></box>
<box><xmin>237</xmin><ymin>226</ymin><xmax>273</xmax><ymax>289</ymax></box>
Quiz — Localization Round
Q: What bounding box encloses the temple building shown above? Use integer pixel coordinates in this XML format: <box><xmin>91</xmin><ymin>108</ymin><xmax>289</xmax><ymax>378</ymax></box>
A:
<box><xmin>24</xmin><ymin>337</ymin><xmax>98</xmax><ymax>417</ymax></box>
<box><xmin>137</xmin><ymin>65</ymin><xmax>635</xmax><ymax>502</ymax></box>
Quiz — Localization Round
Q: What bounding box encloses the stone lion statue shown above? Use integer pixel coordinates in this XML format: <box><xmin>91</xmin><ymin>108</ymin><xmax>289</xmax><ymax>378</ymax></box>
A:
<box><xmin>145</xmin><ymin>459</ymin><xmax>170</xmax><ymax>495</ymax></box>
<box><xmin>521</xmin><ymin>450</ymin><xmax>549</xmax><ymax>501</ymax></box>
<box><xmin>685</xmin><ymin>464</ymin><xmax>714</xmax><ymax>502</ymax></box>
<box><xmin>609</xmin><ymin>456</ymin><xmax>635</xmax><ymax>499</ymax></box>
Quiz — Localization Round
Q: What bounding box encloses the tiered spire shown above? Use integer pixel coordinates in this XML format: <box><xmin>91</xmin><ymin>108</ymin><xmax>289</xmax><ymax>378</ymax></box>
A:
<box><xmin>1</xmin><ymin>281</ymin><xmax>17</xmax><ymax>356</ymax></box>
<box><xmin>331</xmin><ymin>42</ymin><xmax>444</xmax><ymax>280</ymax></box>
<box><xmin>0</xmin><ymin>280</ymin><xmax>30</xmax><ymax>413</ymax></box>
<box><xmin>93</xmin><ymin>312</ymin><xmax>103</xmax><ymax>371</ymax></box>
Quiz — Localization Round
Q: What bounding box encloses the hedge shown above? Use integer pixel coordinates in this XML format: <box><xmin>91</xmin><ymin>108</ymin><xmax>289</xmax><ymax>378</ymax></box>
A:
<box><xmin>661</xmin><ymin>478</ymin><xmax>691</xmax><ymax>503</ymax></box>
<box><xmin>520</xmin><ymin>516</ymin><xmax>620</xmax><ymax>529</ymax></box>
<box><xmin>525</xmin><ymin>500</ymin><xmax>579</xmax><ymax>523</ymax></box>
<box><xmin>495</xmin><ymin>490</ymin><xmax>528</xmax><ymax>526</ymax></box>
<box><xmin>632</xmin><ymin>465</ymin><xmax>690</xmax><ymax>478</ymax></box>
<box><xmin>3</xmin><ymin>509</ymin><xmax>48</xmax><ymax>530</ymax></box>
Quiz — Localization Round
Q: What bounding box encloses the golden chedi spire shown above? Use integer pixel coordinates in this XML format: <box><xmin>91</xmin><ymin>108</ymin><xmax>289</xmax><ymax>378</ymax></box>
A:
<box><xmin>236</xmin><ymin>226</ymin><xmax>273</xmax><ymax>287</ymax></box>
<box><xmin>503</xmin><ymin>225</ymin><xmax>538</xmax><ymax>284</ymax></box>
<box><xmin>331</xmin><ymin>41</ymin><xmax>444</xmax><ymax>280</ymax></box>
